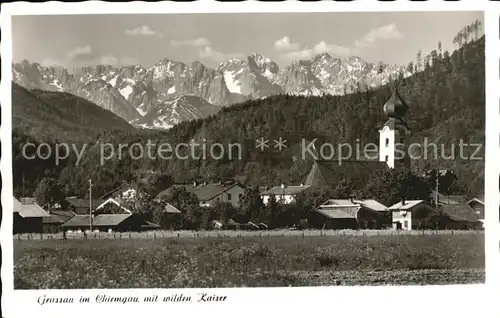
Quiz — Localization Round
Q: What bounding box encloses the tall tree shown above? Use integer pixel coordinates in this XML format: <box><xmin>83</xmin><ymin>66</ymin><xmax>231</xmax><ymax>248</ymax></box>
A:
<box><xmin>33</xmin><ymin>176</ymin><xmax>64</xmax><ymax>211</ymax></box>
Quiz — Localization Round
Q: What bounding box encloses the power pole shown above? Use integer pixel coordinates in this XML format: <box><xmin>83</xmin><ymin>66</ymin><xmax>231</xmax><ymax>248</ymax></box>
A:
<box><xmin>435</xmin><ymin>169</ymin><xmax>439</xmax><ymax>211</ymax></box>
<box><xmin>89</xmin><ymin>178</ymin><xmax>93</xmax><ymax>233</ymax></box>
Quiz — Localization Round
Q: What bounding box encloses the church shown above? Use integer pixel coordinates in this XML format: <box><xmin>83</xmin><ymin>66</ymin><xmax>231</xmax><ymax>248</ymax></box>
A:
<box><xmin>303</xmin><ymin>85</ymin><xmax>411</xmax><ymax>189</ymax></box>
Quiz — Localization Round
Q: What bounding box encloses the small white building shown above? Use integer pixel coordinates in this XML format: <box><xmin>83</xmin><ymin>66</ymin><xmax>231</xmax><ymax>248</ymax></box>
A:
<box><xmin>260</xmin><ymin>184</ymin><xmax>311</xmax><ymax>205</ymax></box>
<box><xmin>389</xmin><ymin>200</ymin><xmax>435</xmax><ymax>230</ymax></box>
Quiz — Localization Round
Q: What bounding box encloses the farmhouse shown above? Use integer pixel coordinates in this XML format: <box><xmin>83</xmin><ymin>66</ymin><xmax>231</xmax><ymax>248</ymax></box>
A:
<box><xmin>389</xmin><ymin>199</ymin><xmax>436</xmax><ymax>230</ymax></box>
<box><xmin>94</xmin><ymin>198</ymin><xmax>134</xmax><ymax>214</ymax></box>
<box><xmin>260</xmin><ymin>184</ymin><xmax>311</xmax><ymax>205</ymax></box>
<box><xmin>312</xmin><ymin>198</ymin><xmax>388</xmax><ymax>229</ymax></box>
<box><xmin>440</xmin><ymin>204</ymin><xmax>483</xmax><ymax>230</ymax></box>
<box><xmin>157</xmin><ymin>181</ymin><xmax>246</xmax><ymax>207</ymax></box>
<box><xmin>13</xmin><ymin>197</ymin><xmax>50</xmax><ymax>234</ymax></box>
<box><xmin>60</xmin><ymin>214</ymin><xmax>159</xmax><ymax>233</ymax></box>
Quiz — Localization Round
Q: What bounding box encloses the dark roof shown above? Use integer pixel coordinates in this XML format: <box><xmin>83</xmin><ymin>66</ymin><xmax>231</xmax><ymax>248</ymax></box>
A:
<box><xmin>157</xmin><ymin>182</ymin><xmax>245</xmax><ymax>201</ymax></box>
<box><xmin>441</xmin><ymin>204</ymin><xmax>481</xmax><ymax>223</ymax></box>
<box><xmin>303</xmin><ymin>160</ymin><xmax>389</xmax><ymax>189</ymax></box>
<box><xmin>316</xmin><ymin>205</ymin><xmax>359</xmax><ymax>219</ymax></box>
<box><xmin>43</xmin><ymin>210</ymin><xmax>75</xmax><ymax>224</ymax></box>
<box><xmin>13</xmin><ymin>197</ymin><xmax>51</xmax><ymax>218</ymax></box>
<box><xmin>95</xmin><ymin>198</ymin><xmax>133</xmax><ymax>214</ymax></box>
<box><xmin>431</xmin><ymin>191</ymin><xmax>467</xmax><ymax>204</ymax></box>
<box><xmin>261</xmin><ymin>185</ymin><xmax>311</xmax><ymax>196</ymax></box>
<box><xmin>61</xmin><ymin>214</ymin><xmax>132</xmax><ymax>227</ymax></box>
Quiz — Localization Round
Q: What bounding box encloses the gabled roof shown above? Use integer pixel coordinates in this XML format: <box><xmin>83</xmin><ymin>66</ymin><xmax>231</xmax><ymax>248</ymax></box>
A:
<box><xmin>303</xmin><ymin>160</ymin><xmax>388</xmax><ymax>189</ymax></box>
<box><xmin>316</xmin><ymin>205</ymin><xmax>359</xmax><ymax>219</ymax></box>
<box><xmin>388</xmin><ymin>200</ymin><xmax>426</xmax><ymax>210</ymax></box>
<box><xmin>261</xmin><ymin>185</ymin><xmax>311</xmax><ymax>196</ymax></box>
<box><xmin>321</xmin><ymin>199</ymin><xmax>387</xmax><ymax>212</ymax></box>
<box><xmin>43</xmin><ymin>210</ymin><xmax>76</xmax><ymax>224</ymax></box>
<box><xmin>157</xmin><ymin>182</ymin><xmax>246</xmax><ymax>201</ymax></box>
<box><xmin>164</xmin><ymin>202</ymin><xmax>181</xmax><ymax>214</ymax></box>
<box><xmin>65</xmin><ymin>198</ymin><xmax>106</xmax><ymax>210</ymax></box>
<box><xmin>441</xmin><ymin>204</ymin><xmax>481</xmax><ymax>223</ymax></box>
<box><xmin>95</xmin><ymin>198</ymin><xmax>133</xmax><ymax>214</ymax></box>
<box><xmin>19</xmin><ymin>197</ymin><xmax>37</xmax><ymax>204</ymax></box>
<box><xmin>359</xmin><ymin>199</ymin><xmax>388</xmax><ymax>212</ymax></box>
<box><xmin>99</xmin><ymin>183</ymin><xmax>131</xmax><ymax>199</ymax></box>
<box><xmin>13</xmin><ymin>197</ymin><xmax>50</xmax><ymax>218</ymax></box>
<box><xmin>467</xmin><ymin>195</ymin><xmax>485</xmax><ymax>205</ymax></box>
<box><xmin>61</xmin><ymin>214</ymin><xmax>132</xmax><ymax>227</ymax></box>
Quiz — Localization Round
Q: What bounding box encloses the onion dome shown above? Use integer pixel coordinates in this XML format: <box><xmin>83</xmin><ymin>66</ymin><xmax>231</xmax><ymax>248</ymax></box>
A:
<box><xmin>383</xmin><ymin>88</ymin><xmax>409</xmax><ymax>119</ymax></box>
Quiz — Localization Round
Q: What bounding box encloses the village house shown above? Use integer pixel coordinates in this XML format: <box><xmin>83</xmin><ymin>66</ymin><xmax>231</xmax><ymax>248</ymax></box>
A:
<box><xmin>312</xmin><ymin>198</ymin><xmax>389</xmax><ymax>230</ymax></box>
<box><xmin>13</xmin><ymin>197</ymin><xmax>50</xmax><ymax>234</ymax></box>
<box><xmin>260</xmin><ymin>184</ymin><xmax>311</xmax><ymax>205</ymax></box>
<box><xmin>60</xmin><ymin>214</ymin><xmax>160</xmax><ymax>233</ymax></box>
<box><xmin>389</xmin><ymin>199</ymin><xmax>436</xmax><ymax>230</ymax></box>
<box><xmin>467</xmin><ymin>195</ymin><xmax>485</xmax><ymax>221</ymax></box>
<box><xmin>157</xmin><ymin>181</ymin><xmax>246</xmax><ymax>207</ymax></box>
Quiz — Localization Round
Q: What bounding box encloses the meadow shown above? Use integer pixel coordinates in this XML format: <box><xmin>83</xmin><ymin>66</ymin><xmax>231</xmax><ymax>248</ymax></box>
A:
<box><xmin>14</xmin><ymin>231</ymin><xmax>485</xmax><ymax>289</ymax></box>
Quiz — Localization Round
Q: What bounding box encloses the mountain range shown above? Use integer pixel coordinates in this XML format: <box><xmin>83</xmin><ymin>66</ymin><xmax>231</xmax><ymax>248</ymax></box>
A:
<box><xmin>12</xmin><ymin>53</ymin><xmax>408</xmax><ymax>129</ymax></box>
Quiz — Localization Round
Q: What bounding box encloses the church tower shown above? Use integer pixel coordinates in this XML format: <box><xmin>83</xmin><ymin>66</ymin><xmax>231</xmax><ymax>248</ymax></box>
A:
<box><xmin>379</xmin><ymin>84</ymin><xmax>410</xmax><ymax>169</ymax></box>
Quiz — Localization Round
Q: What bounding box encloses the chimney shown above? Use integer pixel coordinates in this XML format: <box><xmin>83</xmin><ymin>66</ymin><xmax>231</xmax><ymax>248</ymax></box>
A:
<box><xmin>193</xmin><ymin>181</ymin><xmax>198</xmax><ymax>187</ymax></box>
<box><xmin>281</xmin><ymin>184</ymin><xmax>285</xmax><ymax>189</ymax></box>
<box><xmin>349</xmin><ymin>194</ymin><xmax>355</xmax><ymax>203</ymax></box>
<box><xmin>300</xmin><ymin>183</ymin><xmax>304</xmax><ymax>187</ymax></box>
<box><xmin>401</xmin><ymin>196</ymin><xmax>406</xmax><ymax>206</ymax></box>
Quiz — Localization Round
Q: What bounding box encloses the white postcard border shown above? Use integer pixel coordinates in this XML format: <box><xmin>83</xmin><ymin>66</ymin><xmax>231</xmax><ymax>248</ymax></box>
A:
<box><xmin>1</xmin><ymin>1</ymin><xmax>499</xmax><ymax>318</ymax></box>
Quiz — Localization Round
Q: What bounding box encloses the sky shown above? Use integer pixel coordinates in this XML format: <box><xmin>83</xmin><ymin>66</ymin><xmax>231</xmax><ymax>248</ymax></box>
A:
<box><xmin>12</xmin><ymin>12</ymin><xmax>483</xmax><ymax>70</ymax></box>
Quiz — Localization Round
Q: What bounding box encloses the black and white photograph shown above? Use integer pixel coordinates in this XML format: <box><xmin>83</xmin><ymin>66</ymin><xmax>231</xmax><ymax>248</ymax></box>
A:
<box><xmin>5</xmin><ymin>9</ymin><xmax>489</xmax><ymax>292</ymax></box>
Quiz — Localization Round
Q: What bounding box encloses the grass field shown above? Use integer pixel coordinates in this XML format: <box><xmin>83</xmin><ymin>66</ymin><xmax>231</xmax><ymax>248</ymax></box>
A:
<box><xmin>13</xmin><ymin>231</ymin><xmax>485</xmax><ymax>289</ymax></box>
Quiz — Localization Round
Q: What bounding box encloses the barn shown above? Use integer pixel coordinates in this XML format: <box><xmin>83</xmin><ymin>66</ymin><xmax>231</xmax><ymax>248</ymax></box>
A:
<box><xmin>42</xmin><ymin>210</ymin><xmax>76</xmax><ymax>233</ymax></box>
<box><xmin>13</xmin><ymin>197</ymin><xmax>50</xmax><ymax>234</ymax></box>
<box><xmin>60</xmin><ymin>214</ymin><xmax>159</xmax><ymax>233</ymax></box>
<box><xmin>313</xmin><ymin>198</ymin><xmax>388</xmax><ymax>230</ymax></box>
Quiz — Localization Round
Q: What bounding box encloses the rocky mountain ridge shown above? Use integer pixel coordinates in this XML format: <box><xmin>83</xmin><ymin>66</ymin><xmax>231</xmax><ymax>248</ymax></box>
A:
<box><xmin>12</xmin><ymin>53</ymin><xmax>408</xmax><ymax>129</ymax></box>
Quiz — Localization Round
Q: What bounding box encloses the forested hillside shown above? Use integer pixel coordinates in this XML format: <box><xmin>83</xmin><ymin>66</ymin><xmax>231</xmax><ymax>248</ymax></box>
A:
<box><xmin>12</xmin><ymin>34</ymin><xmax>485</xmax><ymax>199</ymax></box>
<box><xmin>12</xmin><ymin>83</ymin><xmax>135</xmax><ymax>142</ymax></box>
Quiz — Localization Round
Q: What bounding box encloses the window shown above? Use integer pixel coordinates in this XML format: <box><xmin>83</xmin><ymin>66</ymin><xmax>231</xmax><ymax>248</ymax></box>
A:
<box><xmin>385</xmin><ymin>138</ymin><xmax>389</xmax><ymax>146</ymax></box>
<box><xmin>227</xmin><ymin>193</ymin><xmax>232</xmax><ymax>201</ymax></box>
<box><xmin>238</xmin><ymin>193</ymin><xmax>243</xmax><ymax>200</ymax></box>
<box><xmin>403</xmin><ymin>221</ymin><xmax>408</xmax><ymax>229</ymax></box>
